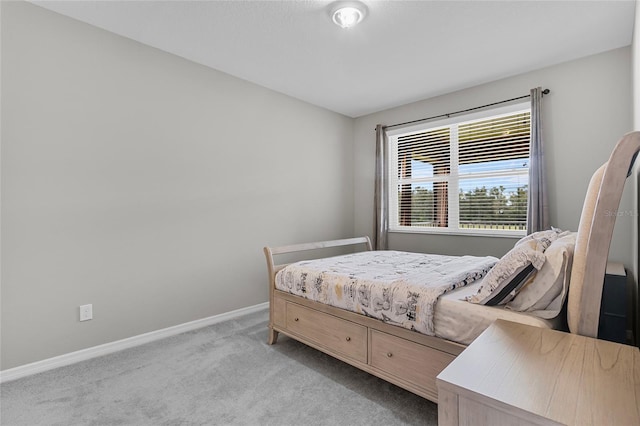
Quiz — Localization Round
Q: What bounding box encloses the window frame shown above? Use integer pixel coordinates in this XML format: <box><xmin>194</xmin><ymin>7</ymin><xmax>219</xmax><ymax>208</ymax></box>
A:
<box><xmin>387</xmin><ymin>102</ymin><xmax>531</xmax><ymax>238</ymax></box>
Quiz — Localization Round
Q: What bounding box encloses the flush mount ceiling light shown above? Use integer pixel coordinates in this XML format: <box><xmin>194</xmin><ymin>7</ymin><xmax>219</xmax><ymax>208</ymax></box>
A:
<box><xmin>330</xmin><ymin>1</ymin><xmax>368</xmax><ymax>29</ymax></box>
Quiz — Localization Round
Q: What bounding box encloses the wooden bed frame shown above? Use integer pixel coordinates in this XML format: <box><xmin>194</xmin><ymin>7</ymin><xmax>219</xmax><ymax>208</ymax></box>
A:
<box><xmin>263</xmin><ymin>131</ymin><xmax>640</xmax><ymax>404</ymax></box>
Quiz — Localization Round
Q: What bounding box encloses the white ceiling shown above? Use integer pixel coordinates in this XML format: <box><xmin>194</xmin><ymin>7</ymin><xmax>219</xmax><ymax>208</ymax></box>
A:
<box><xmin>32</xmin><ymin>0</ymin><xmax>636</xmax><ymax>118</ymax></box>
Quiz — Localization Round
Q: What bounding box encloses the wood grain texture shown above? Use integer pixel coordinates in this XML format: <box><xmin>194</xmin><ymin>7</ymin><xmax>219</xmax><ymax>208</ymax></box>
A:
<box><xmin>568</xmin><ymin>131</ymin><xmax>640</xmax><ymax>337</ymax></box>
<box><xmin>264</xmin><ymin>245</ymin><xmax>278</xmax><ymax>345</ymax></box>
<box><xmin>437</xmin><ymin>387</ymin><xmax>459</xmax><ymax>426</ymax></box>
<box><xmin>286</xmin><ymin>302</ymin><xmax>368</xmax><ymax>363</ymax></box>
<box><xmin>437</xmin><ymin>320</ymin><xmax>640</xmax><ymax>426</ymax></box>
<box><xmin>458</xmin><ymin>397</ymin><xmax>561</xmax><ymax>426</ymax></box>
<box><xmin>269</xmin><ymin>236</ymin><xmax>371</xmax><ymax>255</ymax></box>
<box><xmin>272</xmin><ymin>296</ymin><xmax>286</xmax><ymax>328</ymax></box>
<box><xmin>370</xmin><ymin>330</ymin><xmax>455</xmax><ymax>396</ymax></box>
<box><xmin>274</xmin><ymin>290</ymin><xmax>465</xmax><ymax>355</ymax></box>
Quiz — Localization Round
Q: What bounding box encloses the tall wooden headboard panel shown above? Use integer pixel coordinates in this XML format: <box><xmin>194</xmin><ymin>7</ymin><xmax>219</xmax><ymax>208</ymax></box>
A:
<box><xmin>567</xmin><ymin>131</ymin><xmax>640</xmax><ymax>337</ymax></box>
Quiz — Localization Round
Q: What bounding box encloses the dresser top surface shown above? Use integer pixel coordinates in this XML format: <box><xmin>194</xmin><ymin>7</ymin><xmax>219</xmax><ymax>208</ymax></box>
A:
<box><xmin>437</xmin><ymin>320</ymin><xmax>640</xmax><ymax>426</ymax></box>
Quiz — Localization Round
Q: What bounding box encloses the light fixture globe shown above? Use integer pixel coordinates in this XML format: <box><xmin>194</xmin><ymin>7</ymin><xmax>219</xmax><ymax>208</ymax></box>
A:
<box><xmin>330</xmin><ymin>1</ymin><xmax>368</xmax><ymax>29</ymax></box>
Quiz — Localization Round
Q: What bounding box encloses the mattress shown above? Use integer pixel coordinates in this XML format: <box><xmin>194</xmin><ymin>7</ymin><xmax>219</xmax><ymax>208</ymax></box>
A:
<box><xmin>276</xmin><ymin>250</ymin><xmax>497</xmax><ymax>336</ymax></box>
<box><xmin>434</xmin><ymin>280</ymin><xmax>559</xmax><ymax>345</ymax></box>
<box><xmin>276</xmin><ymin>250</ymin><xmax>561</xmax><ymax>345</ymax></box>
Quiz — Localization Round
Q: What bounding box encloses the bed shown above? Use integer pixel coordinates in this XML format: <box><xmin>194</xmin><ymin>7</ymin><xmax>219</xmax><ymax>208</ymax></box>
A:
<box><xmin>263</xmin><ymin>131</ymin><xmax>640</xmax><ymax>403</ymax></box>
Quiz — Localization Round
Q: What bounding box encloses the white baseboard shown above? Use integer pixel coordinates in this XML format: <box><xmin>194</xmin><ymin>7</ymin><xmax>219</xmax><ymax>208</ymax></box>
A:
<box><xmin>0</xmin><ymin>302</ymin><xmax>268</xmax><ymax>384</ymax></box>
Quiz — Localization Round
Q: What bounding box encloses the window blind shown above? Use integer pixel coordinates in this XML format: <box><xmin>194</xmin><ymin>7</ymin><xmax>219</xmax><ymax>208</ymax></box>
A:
<box><xmin>390</xmin><ymin>107</ymin><xmax>531</xmax><ymax>235</ymax></box>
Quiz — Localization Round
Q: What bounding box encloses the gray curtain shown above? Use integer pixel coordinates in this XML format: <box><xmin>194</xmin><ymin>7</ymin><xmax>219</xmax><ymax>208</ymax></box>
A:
<box><xmin>374</xmin><ymin>124</ymin><xmax>388</xmax><ymax>250</ymax></box>
<box><xmin>527</xmin><ymin>87</ymin><xmax>550</xmax><ymax>233</ymax></box>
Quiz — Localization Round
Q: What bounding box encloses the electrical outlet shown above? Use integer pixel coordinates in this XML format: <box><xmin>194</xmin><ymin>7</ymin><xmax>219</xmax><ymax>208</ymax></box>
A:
<box><xmin>79</xmin><ymin>304</ymin><xmax>93</xmax><ymax>322</ymax></box>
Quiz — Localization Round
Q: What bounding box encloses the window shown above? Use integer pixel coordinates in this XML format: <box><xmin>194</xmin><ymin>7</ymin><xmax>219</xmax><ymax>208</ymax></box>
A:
<box><xmin>388</xmin><ymin>103</ymin><xmax>531</xmax><ymax>236</ymax></box>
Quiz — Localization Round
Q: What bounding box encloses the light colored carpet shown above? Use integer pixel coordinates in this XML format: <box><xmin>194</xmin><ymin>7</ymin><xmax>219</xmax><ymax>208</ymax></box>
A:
<box><xmin>0</xmin><ymin>310</ymin><xmax>438</xmax><ymax>425</ymax></box>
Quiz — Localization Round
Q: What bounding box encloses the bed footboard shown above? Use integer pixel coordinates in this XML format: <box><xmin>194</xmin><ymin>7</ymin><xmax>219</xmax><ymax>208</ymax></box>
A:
<box><xmin>263</xmin><ymin>236</ymin><xmax>372</xmax><ymax>344</ymax></box>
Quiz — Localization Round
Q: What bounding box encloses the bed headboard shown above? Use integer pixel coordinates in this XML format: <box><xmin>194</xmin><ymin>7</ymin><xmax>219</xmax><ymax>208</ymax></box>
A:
<box><xmin>567</xmin><ymin>131</ymin><xmax>640</xmax><ymax>337</ymax></box>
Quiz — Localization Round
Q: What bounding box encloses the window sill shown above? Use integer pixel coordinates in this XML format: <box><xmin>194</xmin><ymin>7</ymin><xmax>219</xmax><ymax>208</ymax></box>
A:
<box><xmin>388</xmin><ymin>228</ymin><xmax>524</xmax><ymax>239</ymax></box>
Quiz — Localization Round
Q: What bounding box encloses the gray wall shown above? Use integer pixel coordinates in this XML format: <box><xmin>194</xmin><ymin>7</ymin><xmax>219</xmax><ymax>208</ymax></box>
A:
<box><xmin>1</xmin><ymin>2</ymin><xmax>354</xmax><ymax>369</ymax></box>
<box><xmin>354</xmin><ymin>47</ymin><xmax>633</xmax><ymax>264</ymax></box>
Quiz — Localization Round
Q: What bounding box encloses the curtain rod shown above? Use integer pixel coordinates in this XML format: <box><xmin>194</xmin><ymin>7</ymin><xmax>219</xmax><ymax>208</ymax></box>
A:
<box><xmin>383</xmin><ymin>88</ymin><xmax>550</xmax><ymax>130</ymax></box>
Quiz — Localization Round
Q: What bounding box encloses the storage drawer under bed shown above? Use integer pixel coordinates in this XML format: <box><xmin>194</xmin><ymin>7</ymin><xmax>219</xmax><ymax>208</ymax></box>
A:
<box><xmin>286</xmin><ymin>302</ymin><xmax>368</xmax><ymax>363</ymax></box>
<box><xmin>271</xmin><ymin>293</ymin><xmax>461</xmax><ymax>402</ymax></box>
<box><xmin>370</xmin><ymin>329</ymin><xmax>456</xmax><ymax>396</ymax></box>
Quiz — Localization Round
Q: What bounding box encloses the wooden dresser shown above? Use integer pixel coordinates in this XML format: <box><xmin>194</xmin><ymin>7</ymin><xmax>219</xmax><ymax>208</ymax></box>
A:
<box><xmin>436</xmin><ymin>319</ymin><xmax>640</xmax><ymax>426</ymax></box>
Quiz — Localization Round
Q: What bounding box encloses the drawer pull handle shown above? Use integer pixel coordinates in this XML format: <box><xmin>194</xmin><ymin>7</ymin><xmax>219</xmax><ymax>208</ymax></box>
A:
<box><xmin>294</xmin><ymin>318</ymin><xmax>299</xmax><ymax>322</ymax></box>
<box><xmin>345</xmin><ymin>337</ymin><xmax>351</xmax><ymax>342</ymax></box>
<box><xmin>387</xmin><ymin>352</ymin><xmax>393</xmax><ymax>358</ymax></box>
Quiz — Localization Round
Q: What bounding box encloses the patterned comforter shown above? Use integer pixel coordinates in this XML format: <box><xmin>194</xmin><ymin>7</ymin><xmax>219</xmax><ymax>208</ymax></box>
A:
<box><xmin>275</xmin><ymin>250</ymin><xmax>498</xmax><ymax>336</ymax></box>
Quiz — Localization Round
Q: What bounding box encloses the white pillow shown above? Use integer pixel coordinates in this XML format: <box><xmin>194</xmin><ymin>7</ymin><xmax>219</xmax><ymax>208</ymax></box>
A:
<box><xmin>466</xmin><ymin>238</ymin><xmax>547</xmax><ymax>305</ymax></box>
<box><xmin>507</xmin><ymin>232</ymin><xmax>577</xmax><ymax>317</ymax></box>
<box><xmin>514</xmin><ymin>228</ymin><xmax>562</xmax><ymax>248</ymax></box>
